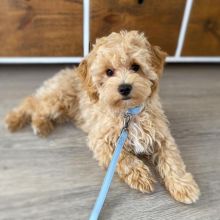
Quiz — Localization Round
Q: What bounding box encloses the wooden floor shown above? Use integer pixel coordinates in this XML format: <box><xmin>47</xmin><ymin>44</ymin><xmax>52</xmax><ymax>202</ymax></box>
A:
<box><xmin>0</xmin><ymin>64</ymin><xmax>220</xmax><ymax>220</ymax></box>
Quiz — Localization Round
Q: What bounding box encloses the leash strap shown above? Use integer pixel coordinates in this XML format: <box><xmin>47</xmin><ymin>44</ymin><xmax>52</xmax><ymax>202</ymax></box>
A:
<box><xmin>89</xmin><ymin>106</ymin><xmax>143</xmax><ymax>220</ymax></box>
<box><xmin>89</xmin><ymin>129</ymin><xmax>128</xmax><ymax>220</ymax></box>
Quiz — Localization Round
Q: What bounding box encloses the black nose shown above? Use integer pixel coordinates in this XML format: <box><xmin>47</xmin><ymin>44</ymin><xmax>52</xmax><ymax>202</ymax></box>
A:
<box><xmin>118</xmin><ymin>84</ymin><xmax>132</xmax><ymax>96</ymax></box>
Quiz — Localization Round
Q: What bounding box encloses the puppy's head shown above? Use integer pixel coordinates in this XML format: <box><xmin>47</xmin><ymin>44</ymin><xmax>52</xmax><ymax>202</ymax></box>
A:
<box><xmin>78</xmin><ymin>31</ymin><xmax>167</xmax><ymax>110</ymax></box>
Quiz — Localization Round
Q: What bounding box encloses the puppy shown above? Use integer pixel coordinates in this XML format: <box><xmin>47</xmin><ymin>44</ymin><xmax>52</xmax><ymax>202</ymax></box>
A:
<box><xmin>5</xmin><ymin>31</ymin><xmax>200</xmax><ymax>204</ymax></box>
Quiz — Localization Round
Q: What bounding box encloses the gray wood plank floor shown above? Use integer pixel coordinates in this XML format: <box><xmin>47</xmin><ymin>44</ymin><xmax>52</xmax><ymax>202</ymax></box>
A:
<box><xmin>0</xmin><ymin>64</ymin><xmax>220</xmax><ymax>220</ymax></box>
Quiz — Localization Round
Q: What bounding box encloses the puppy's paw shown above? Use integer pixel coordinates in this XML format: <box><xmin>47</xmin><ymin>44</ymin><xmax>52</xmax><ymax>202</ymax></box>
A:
<box><xmin>165</xmin><ymin>172</ymin><xmax>200</xmax><ymax>204</ymax></box>
<box><xmin>125</xmin><ymin>165</ymin><xmax>156</xmax><ymax>193</ymax></box>
<box><xmin>32</xmin><ymin>116</ymin><xmax>54</xmax><ymax>137</ymax></box>
<box><xmin>128</xmin><ymin>173</ymin><xmax>155</xmax><ymax>193</ymax></box>
<box><xmin>5</xmin><ymin>111</ymin><xmax>29</xmax><ymax>132</ymax></box>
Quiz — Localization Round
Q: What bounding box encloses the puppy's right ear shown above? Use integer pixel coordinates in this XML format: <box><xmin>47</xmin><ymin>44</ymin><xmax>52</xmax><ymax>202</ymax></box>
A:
<box><xmin>77</xmin><ymin>59</ymin><xmax>99</xmax><ymax>102</ymax></box>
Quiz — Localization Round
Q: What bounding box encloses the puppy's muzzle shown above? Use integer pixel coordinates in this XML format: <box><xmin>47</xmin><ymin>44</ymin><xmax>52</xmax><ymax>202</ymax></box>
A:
<box><xmin>118</xmin><ymin>84</ymin><xmax>132</xmax><ymax>97</ymax></box>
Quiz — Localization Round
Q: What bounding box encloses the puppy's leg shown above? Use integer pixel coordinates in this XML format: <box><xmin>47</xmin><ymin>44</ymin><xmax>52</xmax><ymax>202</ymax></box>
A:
<box><xmin>30</xmin><ymin>98</ymin><xmax>59</xmax><ymax>137</ymax></box>
<box><xmin>5</xmin><ymin>96</ymin><xmax>58</xmax><ymax>137</ymax></box>
<box><xmin>5</xmin><ymin>69</ymin><xmax>77</xmax><ymax>136</ymax></box>
<box><xmin>117</xmin><ymin>149</ymin><xmax>156</xmax><ymax>193</ymax></box>
<box><xmin>89</xmin><ymin>137</ymin><xmax>156</xmax><ymax>193</ymax></box>
<box><xmin>153</xmin><ymin>132</ymin><xmax>200</xmax><ymax>204</ymax></box>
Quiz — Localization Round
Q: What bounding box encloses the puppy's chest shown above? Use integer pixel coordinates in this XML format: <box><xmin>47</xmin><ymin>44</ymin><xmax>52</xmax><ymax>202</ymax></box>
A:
<box><xmin>127</xmin><ymin>119</ymin><xmax>156</xmax><ymax>155</ymax></box>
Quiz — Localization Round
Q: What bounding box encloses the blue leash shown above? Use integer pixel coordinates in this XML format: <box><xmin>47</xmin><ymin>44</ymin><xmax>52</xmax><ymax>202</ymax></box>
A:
<box><xmin>89</xmin><ymin>106</ymin><xmax>143</xmax><ymax>220</ymax></box>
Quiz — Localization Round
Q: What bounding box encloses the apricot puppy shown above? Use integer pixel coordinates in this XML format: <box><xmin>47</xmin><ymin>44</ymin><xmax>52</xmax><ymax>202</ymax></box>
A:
<box><xmin>5</xmin><ymin>31</ymin><xmax>200</xmax><ymax>204</ymax></box>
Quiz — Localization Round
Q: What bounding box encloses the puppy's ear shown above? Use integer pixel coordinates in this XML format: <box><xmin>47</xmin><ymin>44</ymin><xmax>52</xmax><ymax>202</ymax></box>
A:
<box><xmin>77</xmin><ymin>59</ymin><xmax>99</xmax><ymax>102</ymax></box>
<box><xmin>149</xmin><ymin>46</ymin><xmax>167</xmax><ymax>97</ymax></box>
<box><xmin>77</xmin><ymin>36</ymin><xmax>108</xmax><ymax>103</ymax></box>
<box><xmin>151</xmin><ymin>46</ymin><xmax>167</xmax><ymax>78</ymax></box>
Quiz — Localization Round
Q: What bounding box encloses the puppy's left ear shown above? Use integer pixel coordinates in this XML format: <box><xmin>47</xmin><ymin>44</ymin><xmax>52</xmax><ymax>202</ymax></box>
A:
<box><xmin>151</xmin><ymin>46</ymin><xmax>168</xmax><ymax>78</ymax></box>
<box><xmin>149</xmin><ymin>46</ymin><xmax>167</xmax><ymax>97</ymax></box>
<box><xmin>77</xmin><ymin>59</ymin><xmax>99</xmax><ymax>102</ymax></box>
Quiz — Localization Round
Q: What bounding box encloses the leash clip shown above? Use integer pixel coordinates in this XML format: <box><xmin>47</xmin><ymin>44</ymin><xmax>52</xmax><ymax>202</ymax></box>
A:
<box><xmin>123</xmin><ymin>113</ymin><xmax>132</xmax><ymax>130</ymax></box>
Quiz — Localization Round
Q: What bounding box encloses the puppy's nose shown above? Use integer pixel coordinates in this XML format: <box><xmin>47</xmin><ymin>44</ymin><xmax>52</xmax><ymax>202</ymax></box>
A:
<box><xmin>118</xmin><ymin>84</ymin><xmax>132</xmax><ymax>96</ymax></box>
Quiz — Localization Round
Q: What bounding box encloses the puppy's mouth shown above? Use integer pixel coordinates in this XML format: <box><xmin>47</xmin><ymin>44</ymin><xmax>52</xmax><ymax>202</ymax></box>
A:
<box><xmin>122</xmin><ymin>96</ymin><xmax>131</xmax><ymax>100</ymax></box>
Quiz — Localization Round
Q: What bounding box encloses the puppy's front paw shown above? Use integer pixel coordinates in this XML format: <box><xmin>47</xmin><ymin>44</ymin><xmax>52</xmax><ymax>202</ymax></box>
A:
<box><xmin>125</xmin><ymin>165</ymin><xmax>156</xmax><ymax>193</ymax></box>
<box><xmin>129</xmin><ymin>173</ymin><xmax>155</xmax><ymax>193</ymax></box>
<box><xmin>165</xmin><ymin>172</ymin><xmax>200</xmax><ymax>204</ymax></box>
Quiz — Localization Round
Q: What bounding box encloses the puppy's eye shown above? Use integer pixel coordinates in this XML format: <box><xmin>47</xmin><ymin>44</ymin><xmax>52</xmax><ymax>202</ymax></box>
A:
<box><xmin>131</xmin><ymin>64</ymin><xmax>140</xmax><ymax>72</ymax></box>
<box><xmin>106</xmin><ymin>69</ymin><xmax>114</xmax><ymax>77</ymax></box>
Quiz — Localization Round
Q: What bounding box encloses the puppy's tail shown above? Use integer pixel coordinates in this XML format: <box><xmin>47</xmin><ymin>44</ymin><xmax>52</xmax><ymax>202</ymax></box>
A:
<box><xmin>5</xmin><ymin>96</ymin><xmax>37</xmax><ymax>132</ymax></box>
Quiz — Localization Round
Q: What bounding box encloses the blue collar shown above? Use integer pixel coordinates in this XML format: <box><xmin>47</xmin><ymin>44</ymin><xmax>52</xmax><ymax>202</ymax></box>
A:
<box><xmin>123</xmin><ymin>105</ymin><xmax>143</xmax><ymax>130</ymax></box>
<box><xmin>126</xmin><ymin>105</ymin><xmax>143</xmax><ymax>115</ymax></box>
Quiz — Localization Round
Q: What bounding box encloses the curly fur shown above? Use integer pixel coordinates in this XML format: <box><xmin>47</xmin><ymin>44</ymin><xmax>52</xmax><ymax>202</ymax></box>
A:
<box><xmin>5</xmin><ymin>30</ymin><xmax>200</xmax><ymax>204</ymax></box>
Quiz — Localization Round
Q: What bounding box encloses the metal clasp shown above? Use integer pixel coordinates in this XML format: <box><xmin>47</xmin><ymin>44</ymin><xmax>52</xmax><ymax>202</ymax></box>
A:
<box><xmin>123</xmin><ymin>113</ymin><xmax>132</xmax><ymax>130</ymax></box>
